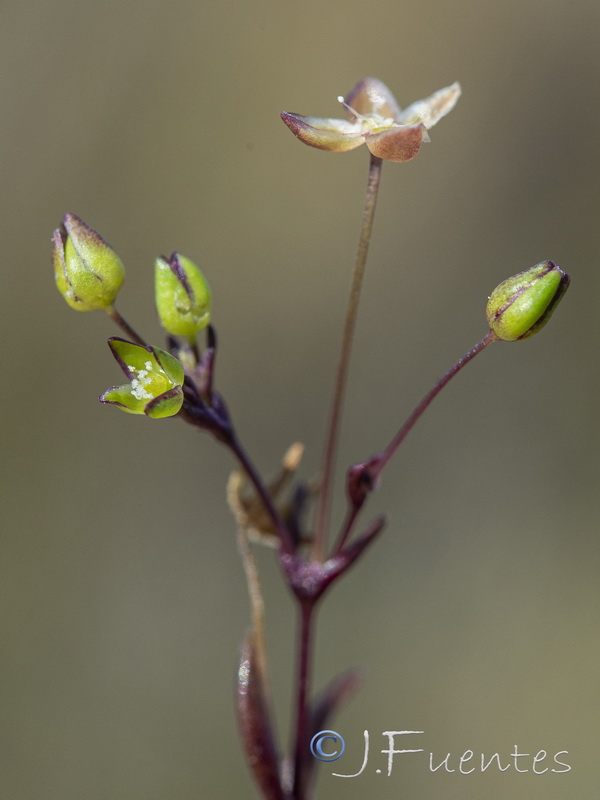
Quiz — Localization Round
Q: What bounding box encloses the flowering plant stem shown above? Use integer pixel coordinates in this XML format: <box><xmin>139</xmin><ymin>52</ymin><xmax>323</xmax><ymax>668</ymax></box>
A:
<box><xmin>313</xmin><ymin>153</ymin><xmax>383</xmax><ymax>562</ymax></box>
<box><xmin>54</xmin><ymin>76</ymin><xmax>571</xmax><ymax>798</ymax></box>
<box><xmin>86</xmin><ymin>169</ymin><xmax>501</xmax><ymax>800</ymax></box>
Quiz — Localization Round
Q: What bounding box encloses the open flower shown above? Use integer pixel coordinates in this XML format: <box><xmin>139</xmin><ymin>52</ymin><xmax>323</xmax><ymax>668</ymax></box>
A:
<box><xmin>99</xmin><ymin>338</ymin><xmax>185</xmax><ymax>418</ymax></box>
<box><xmin>281</xmin><ymin>77</ymin><xmax>461</xmax><ymax>162</ymax></box>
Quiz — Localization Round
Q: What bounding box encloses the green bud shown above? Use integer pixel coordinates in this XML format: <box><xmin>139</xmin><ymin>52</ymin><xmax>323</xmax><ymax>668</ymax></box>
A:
<box><xmin>155</xmin><ymin>253</ymin><xmax>211</xmax><ymax>342</ymax></box>
<box><xmin>486</xmin><ymin>261</ymin><xmax>570</xmax><ymax>342</ymax></box>
<box><xmin>99</xmin><ymin>338</ymin><xmax>185</xmax><ymax>419</ymax></box>
<box><xmin>53</xmin><ymin>213</ymin><xmax>125</xmax><ymax>311</ymax></box>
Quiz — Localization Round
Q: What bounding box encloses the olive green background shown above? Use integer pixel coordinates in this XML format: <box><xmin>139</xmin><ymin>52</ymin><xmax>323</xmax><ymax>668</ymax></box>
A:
<box><xmin>2</xmin><ymin>1</ymin><xmax>599</xmax><ymax>798</ymax></box>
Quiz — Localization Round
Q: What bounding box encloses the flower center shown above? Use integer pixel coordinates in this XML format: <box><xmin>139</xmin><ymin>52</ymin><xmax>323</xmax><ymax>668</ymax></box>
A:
<box><xmin>337</xmin><ymin>96</ymin><xmax>397</xmax><ymax>133</ymax></box>
<box><xmin>128</xmin><ymin>360</ymin><xmax>171</xmax><ymax>400</ymax></box>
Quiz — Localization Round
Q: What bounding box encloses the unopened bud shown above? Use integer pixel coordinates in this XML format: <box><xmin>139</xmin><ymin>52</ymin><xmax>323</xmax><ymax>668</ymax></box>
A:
<box><xmin>155</xmin><ymin>253</ymin><xmax>211</xmax><ymax>342</ymax></box>
<box><xmin>486</xmin><ymin>261</ymin><xmax>570</xmax><ymax>342</ymax></box>
<box><xmin>53</xmin><ymin>213</ymin><xmax>125</xmax><ymax>311</ymax></box>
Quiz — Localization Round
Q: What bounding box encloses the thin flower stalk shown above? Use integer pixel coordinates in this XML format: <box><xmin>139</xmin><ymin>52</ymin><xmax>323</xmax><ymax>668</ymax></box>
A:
<box><xmin>106</xmin><ymin>306</ymin><xmax>147</xmax><ymax>346</ymax></box>
<box><xmin>313</xmin><ymin>152</ymin><xmax>383</xmax><ymax>561</ymax></box>
<box><xmin>377</xmin><ymin>331</ymin><xmax>497</xmax><ymax>476</ymax></box>
<box><xmin>348</xmin><ymin>261</ymin><xmax>572</xmax><ymax>500</ymax></box>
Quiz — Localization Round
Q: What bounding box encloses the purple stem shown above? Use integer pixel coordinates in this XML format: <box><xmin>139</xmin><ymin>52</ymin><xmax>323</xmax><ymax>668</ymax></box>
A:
<box><xmin>374</xmin><ymin>330</ymin><xmax>497</xmax><ymax>477</ymax></box>
<box><xmin>330</xmin><ymin>332</ymin><xmax>497</xmax><ymax>554</ymax></box>
<box><xmin>106</xmin><ymin>306</ymin><xmax>146</xmax><ymax>346</ymax></box>
<box><xmin>333</xmin><ymin>504</ymin><xmax>360</xmax><ymax>555</ymax></box>
<box><xmin>292</xmin><ymin>600</ymin><xmax>316</xmax><ymax>800</ymax></box>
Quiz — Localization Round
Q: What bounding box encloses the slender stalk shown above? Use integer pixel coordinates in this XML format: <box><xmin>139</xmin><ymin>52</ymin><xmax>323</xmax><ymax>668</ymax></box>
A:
<box><xmin>106</xmin><ymin>306</ymin><xmax>146</xmax><ymax>346</ymax></box>
<box><xmin>237</xmin><ymin>527</ymin><xmax>271</xmax><ymax>697</ymax></box>
<box><xmin>376</xmin><ymin>330</ymin><xmax>497</xmax><ymax>473</ymax></box>
<box><xmin>191</xmin><ymin>340</ymin><xmax>201</xmax><ymax>365</ymax></box>
<box><xmin>292</xmin><ymin>600</ymin><xmax>316</xmax><ymax>800</ymax></box>
<box><xmin>313</xmin><ymin>154</ymin><xmax>383</xmax><ymax>561</ymax></box>
<box><xmin>333</xmin><ymin>504</ymin><xmax>360</xmax><ymax>555</ymax></box>
<box><xmin>227</xmin><ymin>435</ymin><xmax>295</xmax><ymax>556</ymax></box>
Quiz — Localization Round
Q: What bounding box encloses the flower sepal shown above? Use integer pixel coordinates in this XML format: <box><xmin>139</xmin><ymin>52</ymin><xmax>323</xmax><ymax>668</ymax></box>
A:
<box><xmin>100</xmin><ymin>338</ymin><xmax>185</xmax><ymax>419</ymax></box>
<box><xmin>279</xmin><ymin>112</ymin><xmax>366</xmax><ymax>153</ymax></box>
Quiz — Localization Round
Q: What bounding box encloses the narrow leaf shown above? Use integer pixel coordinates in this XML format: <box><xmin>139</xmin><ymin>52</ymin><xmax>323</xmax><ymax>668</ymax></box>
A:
<box><xmin>305</xmin><ymin>669</ymin><xmax>363</xmax><ymax>789</ymax></box>
<box><xmin>311</xmin><ymin>668</ymin><xmax>363</xmax><ymax>735</ymax></box>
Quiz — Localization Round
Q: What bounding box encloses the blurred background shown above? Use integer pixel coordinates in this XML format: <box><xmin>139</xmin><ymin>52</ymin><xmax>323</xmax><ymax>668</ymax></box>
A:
<box><xmin>2</xmin><ymin>0</ymin><xmax>599</xmax><ymax>798</ymax></box>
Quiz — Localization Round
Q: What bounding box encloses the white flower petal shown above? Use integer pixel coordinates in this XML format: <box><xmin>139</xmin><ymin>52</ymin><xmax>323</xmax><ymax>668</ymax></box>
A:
<box><xmin>398</xmin><ymin>82</ymin><xmax>461</xmax><ymax>129</ymax></box>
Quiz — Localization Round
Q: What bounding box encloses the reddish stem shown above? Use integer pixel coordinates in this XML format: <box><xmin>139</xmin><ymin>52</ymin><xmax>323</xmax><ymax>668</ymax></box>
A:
<box><xmin>375</xmin><ymin>330</ymin><xmax>498</xmax><ymax>477</ymax></box>
<box><xmin>106</xmin><ymin>306</ymin><xmax>146</xmax><ymax>346</ymax></box>
<box><xmin>292</xmin><ymin>600</ymin><xmax>316</xmax><ymax>800</ymax></box>
<box><xmin>313</xmin><ymin>153</ymin><xmax>383</xmax><ymax>561</ymax></box>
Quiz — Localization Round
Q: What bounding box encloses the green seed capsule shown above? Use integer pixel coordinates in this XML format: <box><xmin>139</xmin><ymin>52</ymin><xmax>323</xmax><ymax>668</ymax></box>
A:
<box><xmin>486</xmin><ymin>261</ymin><xmax>570</xmax><ymax>342</ymax></box>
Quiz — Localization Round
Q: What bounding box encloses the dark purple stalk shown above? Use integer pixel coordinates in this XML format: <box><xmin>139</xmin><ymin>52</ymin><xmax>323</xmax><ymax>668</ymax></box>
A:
<box><xmin>191</xmin><ymin>340</ymin><xmax>201</xmax><ymax>365</ymax></box>
<box><xmin>375</xmin><ymin>330</ymin><xmax>497</xmax><ymax>474</ymax></box>
<box><xmin>106</xmin><ymin>305</ymin><xmax>146</xmax><ymax>346</ymax></box>
<box><xmin>334</xmin><ymin>333</ymin><xmax>497</xmax><ymax>553</ymax></box>
<box><xmin>333</xmin><ymin>504</ymin><xmax>360</xmax><ymax>555</ymax></box>
<box><xmin>292</xmin><ymin>600</ymin><xmax>316</xmax><ymax>800</ymax></box>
